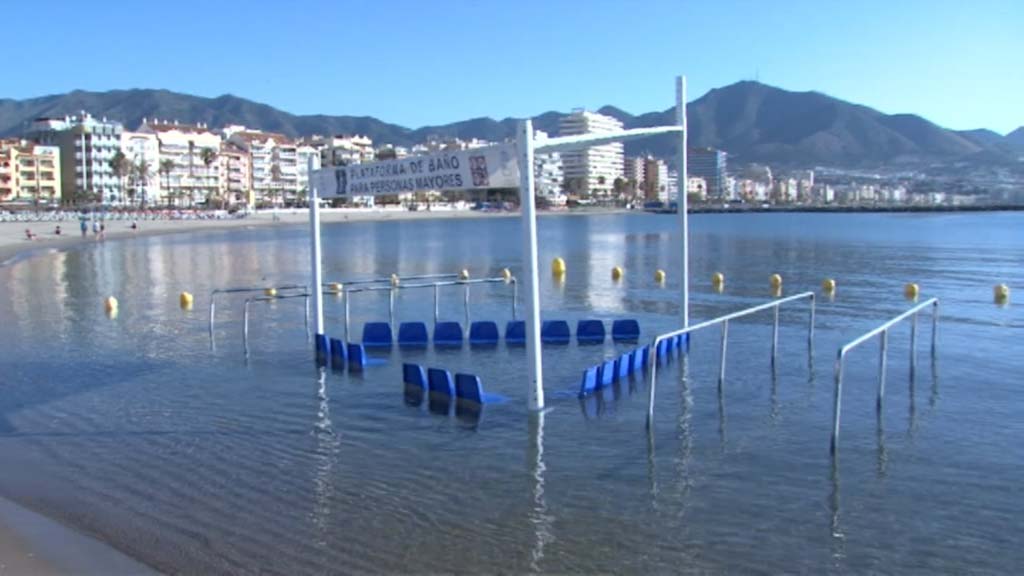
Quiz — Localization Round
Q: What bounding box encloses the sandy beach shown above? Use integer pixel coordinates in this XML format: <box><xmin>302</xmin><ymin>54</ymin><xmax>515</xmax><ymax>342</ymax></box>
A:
<box><xmin>0</xmin><ymin>208</ymin><xmax>524</xmax><ymax>266</ymax></box>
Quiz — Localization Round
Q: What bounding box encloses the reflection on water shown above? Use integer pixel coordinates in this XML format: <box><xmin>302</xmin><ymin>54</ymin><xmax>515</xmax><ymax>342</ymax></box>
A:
<box><xmin>0</xmin><ymin>212</ymin><xmax>1022</xmax><ymax>574</ymax></box>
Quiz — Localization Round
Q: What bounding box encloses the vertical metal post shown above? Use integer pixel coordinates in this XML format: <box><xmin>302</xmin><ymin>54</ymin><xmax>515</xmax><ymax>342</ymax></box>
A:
<box><xmin>433</xmin><ymin>284</ymin><xmax>439</xmax><ymax>327</ymax></box>
<box><xmin>308</xmin><ymin>156</ymin><xmax>324</xmax><ymax>337</ymax></box>
<box><xmin>930</xmin><ymin>302</ymin><xmax>938</xmax><ymax>358</ymax></box>
<box><xmin>718</xmin><ymin>320</ymin><xmax>729</xmax><ymax>390</ymax></box>
<box><xmin>243</xmin><ymin>299</ymin><xmax>251</xmax><ymax>357</ymax></box>
<box><xmin>808</xmin><ymin>295</ymin><xmax>816</xmax><ymax>345</ymax></box>
<box><xmin>304</xmin><ymin>293</ymin><xmax>310</xmax><ymax>338</ymax></box>
<box><xmin>831</xmin><ymin>354</ymin><xmax>845</xmax><ymax>454</ymax></box>
<box><xmin>209</xmin><ymin>294</ymin><xmax>217</xmax><ymax>335</ymax></box>
<box><xmin>512</xmin><ymin>279</ymin><xmax>518</xmax><ymax>320</ymax></box>
<box><xmin>771</xmin><ymin>305</ymin><xmax>780</xmax><ymax>367</ymax></box>
<box><xmin>877</xmin><ymin>329</ymin><xmax>888</xmax><ymax>412</ymax></box>
<box><xmin>676</xmin><ymin>76</ymin><xmax>689</xmax><ymax>328</ymax></box>
<box><xmin>518</xmin><ymin>119</ymin><xmax>544</xmax><ymax>411</ymax></box>
<box><xmin>646</xmin><ymin>337</ymin><xmax>660</xmax><ymax>428</ymax></box>
<box><xmin>344</xmin><ymin>294</ymin><xmax>350</xmax><ymax>343</ymax></box>
<box><xmin>389</xmin><ymin>287</ymin><xmax>395</xmax><ymax>331</ymax></box>
<box><xmin>464</xmin><ymin>283</ymin><xmax>470</xmax><ymax>334</ymax></box>
<box><xmin>909</xmin><ymin>313</ymin><xmax>918</xmax><ymax>379</ymax></box>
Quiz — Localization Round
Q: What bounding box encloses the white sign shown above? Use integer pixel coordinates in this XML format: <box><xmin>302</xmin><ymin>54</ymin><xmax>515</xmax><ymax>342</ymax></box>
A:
<box><xmin>312</xmin><ymin>143</ymin><xmax>520</xmax><ymax>198</ymax></box>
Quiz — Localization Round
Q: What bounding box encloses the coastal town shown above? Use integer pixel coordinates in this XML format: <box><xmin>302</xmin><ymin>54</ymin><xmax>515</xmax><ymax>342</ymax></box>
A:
<box><xmin>3</xmin><ymin>109</ymin><xmax>1018</xmax><ymax>215</ymax></box>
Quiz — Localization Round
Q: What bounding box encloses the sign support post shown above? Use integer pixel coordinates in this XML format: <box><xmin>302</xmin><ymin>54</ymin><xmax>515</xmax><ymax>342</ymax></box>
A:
<box><xmin>308</xmin><ymin>156</ymin><xmax>324</xmax><ymax>337</ymax></box>
<box><xmin>518</xmin><ymin>119</ymin><xmax>545</xmax><ymax>411</ymax></box>
<box><xmin>676</xmin><ymin>75</ymin><xmax>689</xmax><ymax>327</ymax></box>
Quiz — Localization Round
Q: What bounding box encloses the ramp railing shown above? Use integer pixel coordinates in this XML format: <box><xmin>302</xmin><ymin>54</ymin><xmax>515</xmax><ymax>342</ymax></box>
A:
<box><xmin>209</xmin><ymin>284</ymin><xmax>308</xmax><ymax>334</ymax></box>
<box><xmin>646</xmin><ymin>292</ymin><xmax>817</xmax><ymax>428</ymax></box>
<box><xmin>242</xmin><ymin>292</ymin><xmax>312</xmax><ymax>358</ymax></box>
<box><xmin>830</xmin><ymin>298</ymin><xmax>938</xmax><ymax>454</ymax></box>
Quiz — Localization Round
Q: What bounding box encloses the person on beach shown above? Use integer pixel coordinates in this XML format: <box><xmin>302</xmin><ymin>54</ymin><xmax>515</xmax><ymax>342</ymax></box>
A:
<box><xmin>92</xmin><ymin>219</ymin><xmax>100</xmax><ymax>237</ymax></box>
<box><xmin>55</xmin><ymin>225</ymin><xmax>62</xmax><ymax>236</ymax></box>
<box><xmin>131</xmin><ymin>220</ymin><xmax>138</xmax><ymax>231</ymax></box>
<box><xmin>99</xmin><ymin>221</ymin><xmax>106</xmax><ymax>239</ymax></box>
<box><xmin>80</xmin><ymin>219</ymin><xmax>88</xmax><ymax>237</ymax></box>
<box><xmin>24</xmin><ymin>228</ymin><xmax>36</xmax><ymax>240</ymax></box>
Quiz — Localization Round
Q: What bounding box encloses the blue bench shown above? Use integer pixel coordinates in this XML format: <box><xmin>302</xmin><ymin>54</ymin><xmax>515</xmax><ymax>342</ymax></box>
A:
<box><xmin>330</xmin><ymin>337</ymin><xmax>346</xmax><ymax>370</ymax></box>
<box><xmin>434</xmin><ymin>321</ymin><xmax>464</xmax><ymax>347</ymax></box>
<box><xmin>578</xmin><ymin>366</ymin><xmax>599</xmax><ymax>398</ymax></box>
<box><xmin>469</xmin><ymin>321</ymin><xmax>499</xmax><ymax>346</ymax></box>
<box><xmin>362</xmin><ymin>322</ymin><xmax>393</xmax><ymax>348</ymax></box>
<box><xmin>576</xmin><ymin>319</ymin><xmax>606</xmax><ymax>344</ymax></box>
<box><xmin>611</xmin><ymin>319</ymin><xmax>641</xmax><ymax>342</ymax></box>
<box><xmin>541</xmin><ymin>320</ymin><xmax>571</xmax><ymax>344</ymax></box>
<box><xmin>505</xmin><ymin>321</ymin><xmax>526</xmax><ymax>346</ymax></box>
<box><xmin>398</xmin><ymin>322</ymin><xmax>429</xmax><ymax>348</ymax></box>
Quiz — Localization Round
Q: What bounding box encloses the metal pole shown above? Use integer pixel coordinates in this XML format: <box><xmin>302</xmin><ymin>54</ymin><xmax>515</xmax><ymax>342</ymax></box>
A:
<box><xmin>243</xmin><ymin>299</ymin><xmax>251</xmax><ymax>357</ymax></box>
<box><xmin>910</xmin><ymin>313</ymin><xmax>918</xmax><ymax>379</ymax></box>
<box><xmin>718</xmin><ymin>320</ymin><xmax>729</xmax><ymax>390</ymax></box>
<box><xmin>930</xmin><ymin>302</ymin><xmax>938</xmax><ymax>358</ymax></box>
<box><xmin>389</xmin><ymin>287</ymin><xmax>395</xmax><ymax>331</ymax></box>
<box><xmin>518</xmin><ymin>119</ymin><xmax>544</xmax><ymax>411</ymax></box>
<box><xmin>433</xmin><ymin>284</ymin><xmax>439</xmax><ymax>327</ymax></box>
<box><xmin>771</xmin><ymin>305</ymin><xmax>780</xmax><ymax>368</ymax></box>
<box><xmin>831</xmin><ymin>354</ymin><xmax>844</xmax><ymax>454</ymax></box>
<box><xmin>646</xmin><ymin>337</ymin><xmax>660</xmax><ymax>428</ymax></box>
<box><xmin>676</xmin><ymin>75</ymin><xmax>689</xmax><ymax>328</ymax></box>
<box><xmin>877</xmin><ymin>329</ymin><xmax>888</xmax><ymax>412</ymax></box>
<box><xmin>344</xmin><ymin>294</ymin><xmax>350</xmax><ymax>343</ymax></box>
<box><xmin>464</xmin><ymin>283</ymin><xmax>470</xmax><ymax>334</ymax></box>
<box><xmin>512</xmin><ymin>279</ymin><xmax>518</xmax><ymax>320</ymax></box>
<box><xmin>305</xmin><ymin>294</ymin><xmax>310</xmax><ymax>338</ymax></box>
<box><xmin>308</xmin><ymin>156</ymin><xmax>324</xmax><ymax>337</ymax></box>
<box><xmin>209</xmin><ymin>296</ymin><xmax>216</xmax><ymax>335</ymax></box>
<box><xmin>808</xmin><ymin>295</ymin><xmax>816</xmax><ymax>346</ymax></box>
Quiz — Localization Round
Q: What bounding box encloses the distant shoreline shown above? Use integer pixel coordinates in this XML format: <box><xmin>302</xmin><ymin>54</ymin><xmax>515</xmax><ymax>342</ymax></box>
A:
<box><xmin>649</xmin><ymin>203</ymin><xmax>1024</xmax><ymax>215</ymax></box>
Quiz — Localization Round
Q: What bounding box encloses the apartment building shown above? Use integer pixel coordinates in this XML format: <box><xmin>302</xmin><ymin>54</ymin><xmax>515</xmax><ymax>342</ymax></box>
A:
<box><xmin>29</xmin><ymin>114</ymin><xmax>123</xmax><ymax>204</ymax></box>
<box><xmin>139</xmin><ymin>120</ymin><xmax>222</xmax><ymax>206</ymax></box>
<box><xmin>558</xmin><ymin>110</ymin><xmax>624</xmax><ymax>197</ymax></box>
<box><xmin>120</xmin><ymin>131</ymin><xmax>160</xmax><ymax>205</ymax></box>
<box><xmin>0</xmin><ymin>140</ymin><xmax>61</xmax><ymax>204</ymax></box>
<box><xmin>219</xmin><ymin>142</ymin><xmax>252</xmax><ymax>207</ymax></box>
<box><xmin>227</xmin><ymin>129</ymin><xmax>298</xmax><ymax>206</ymax></box>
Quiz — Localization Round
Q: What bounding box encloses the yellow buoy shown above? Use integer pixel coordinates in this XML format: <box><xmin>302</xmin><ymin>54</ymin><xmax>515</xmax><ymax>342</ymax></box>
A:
<box><xmin>264</xmin><ymin>288</ymin><xmax>277</xmax><ymax>297</ymax></box>
<box><xmin>611</xmin><ymin>266</ymin><xmax>624</xmax><ymax>281</ymax></box>
<box><xmin>459</xmin><ymin>269</ymin><xmax>470</xmax><ymax>281</ymax></box>
<box><xmin>654</xmin><ymin>269</ymin><xmax>666</xmax><ymax>283</ymax></box>
<box><xmin>712</xmin><ymin>272</ymin><xmax>725</xmax><ymax>287</ymax></box>
<box><xmin>104</xmin><ymin>296</ymin><xmax>118</xmax><ymax>318</ymax></box>
<box><xmin>390</xmin><ymin>274</ymin><xmax>400</xmax><ymax>287</ymax></box>
<box><xmin>994</xmin><ymin>283</ymin><xmax>1010</xmax><ymax>304</ymax></box>
<box><xmin>770</xmin><ymin>274</ymin><xmax>783</xmax><ymax>289</ymax></box>
<box><xmin>501</xmin><ymin>268</ymin><xmax>513</xmax><ymax>283</ymax></box>
<box><xmin>904</xmin><ymin>283</ymin><xmax>919</xmax><ymax>300</ymax></box>
<box><xmin>771</xmin><ymin>285</ymin><xmax>783</xmax><ymax>298</ymax></box>
<box><xmin>822</xmin><ymin>278</ymin><xmax>836</xmax><ymax>294</ymax></box>
<box><xmin>551</xmin><ymin>257</ymin><xmax>566</xmax><ymax>276</ymax></box>
<box><xmin>179</xmin><ymin>291</ymin><xmax>194</xmax><ymax>310</ymax></box>
<box><xmin>328</xmin><ymin>282</ymin><xmax>343</xmax><ymax>294</ymax></box>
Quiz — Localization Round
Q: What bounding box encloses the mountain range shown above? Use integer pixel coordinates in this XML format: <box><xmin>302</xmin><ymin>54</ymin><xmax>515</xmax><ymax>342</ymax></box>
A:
<box><xmin>1</xmin><ymin>81</ymin><xmax>1020</xmax><ymax>169</ymax></box>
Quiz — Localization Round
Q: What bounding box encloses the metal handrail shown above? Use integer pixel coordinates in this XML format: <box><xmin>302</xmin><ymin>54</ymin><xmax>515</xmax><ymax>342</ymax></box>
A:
<box><xmin>322</xmin><ymin>273</ymin><xmax>459</xmax><ymax>289</ymax></box>
<box><xmin>242</xmin><ymin>293</ymin><xmax>312</xmax><ymax>357</ymax></box>
<box><xmin>209</xmin><ymin>284</ymin><xmax>308</xmax><ymax>334</ymax></box>
<box><xmin>340</xmin><ymin>277</ymin><xmax>517</xmax><ymax>341</ymax></box>
<box><xmin>830</xmin><ymin>298</ymin><xmax>938</xmax><ymax>454</ymax></box>
<box><xmin>646</xmin><ymin>291</ymin><xmax>817</xmax><ymax>428</ymax></box>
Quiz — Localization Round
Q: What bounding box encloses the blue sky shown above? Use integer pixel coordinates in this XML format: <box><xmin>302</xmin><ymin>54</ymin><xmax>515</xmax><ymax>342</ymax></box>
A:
<box><xmin>2</xmin><ymin>0</ymin><xmax>1021</xmax><ymax>133</ymax></box>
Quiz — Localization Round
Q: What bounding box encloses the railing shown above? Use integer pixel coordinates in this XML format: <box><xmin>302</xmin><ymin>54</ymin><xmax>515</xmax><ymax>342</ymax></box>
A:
<box><xmin>242</xmin><ymin>292</ymin><xmax>312</xmax><ymax>357</ymax></box>
<box><xmin>646</xmin><ymin>292</ymin><xmax>817</xmax><ymax>428</ymax></box>
<box><xmin>209</xmin><ymin>284</ymin><xmax>308</xmax><ymax>334</ymax></box>
<box><xmin>830</xmin><ymin>298</ymin><xmax>938</xmax><ymax>454</ymax></box>
<box><xmin>340</xmin><ymin>277</ymin><xmax>517</xmax><ymax>341</ymax></box>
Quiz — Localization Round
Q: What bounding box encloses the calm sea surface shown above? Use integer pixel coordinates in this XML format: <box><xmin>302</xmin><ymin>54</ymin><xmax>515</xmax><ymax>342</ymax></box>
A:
<box><xmin>0</xmin><ymin>212</ymin><xmax>1021</xmax><ymax>574</ymax></box>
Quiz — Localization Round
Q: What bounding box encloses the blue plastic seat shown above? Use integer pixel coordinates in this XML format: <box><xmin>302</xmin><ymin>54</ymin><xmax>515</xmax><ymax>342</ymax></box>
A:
<box><xmin>656</xmin><ymin>339</ymin><xmax>669</xmax><ymax>363</ymax></box>
<box><xmin>315</xmin><ymin>334</ymin><xmax>329</xmax><ymax>365</ymax></box>
<box><xmin>455</xmin><ymin>373</ymin><xmax>484</xmax><ymax>403</ymax></box>
<box><xmin>433</xmin><ymin>321</ymin><xmax>464</xmax><ymax>347</ymax></box>
<box><xmin>403</xmin><ymin>363</ymin><xmax>427</xmax><ymax>387</ymax></box>
<box><xmin>576</xmin><ymin>319</ymin><xmax>606</xmax><ymax>344</ymax></box>
<box><xmin>578</xmin><ymin>366</ymin><xmax>599</xmax><ymax>398</ymax></box>
<box><xmin>330</xmin><ymin>337</ymin><xmax>346</xmax><ymax>370</ymax></box>
<box><xmin>428</xmin><ymin>367</ymin><xmax>455</xmax><ymax>397</ymax></box>
<box><xmin>347</xmin><ymin>342</ymin><xmax>368</xmax><ymax>372</ymax></box>
<box><xmin>616</xmin><ymin>352</ymin><xmax>632</xmax><ymax>379</ymax></box>
<box><xmin>541</xmin><ymin>320</ymin><xmax>571</xmax><ymax>344</ymax></box>
<box><xmin>397</xmin><ymin>322</ymin><xmax>429</xmax><ymax>348</ymax></box>
<box><xmin>362</xmin><ymin>322</ymin><xmax>393</xmax><ymax>348</ymax></box>
<box><xmin>611</xmin><ymin>319</ymin><xmax>641</xmax><ymax>342</ymax></box>
<box><xmin>469</xmin><ymin>321</ymin><xmax>499</xmax><ymax>346</ymax></box>
<box><xmin>505</xmin><ymin>321</ymin><xmax>526</xmax><ymax>346</ymax></box>
<box><xmin>598</xmin><ymin>359</ymin><xmax>616</xmax><ymax>387</ymax></box>
<box><xmin>630</xmin><ymin>347</ymin><xmax>646</xmax><ymax>372</ymax></box>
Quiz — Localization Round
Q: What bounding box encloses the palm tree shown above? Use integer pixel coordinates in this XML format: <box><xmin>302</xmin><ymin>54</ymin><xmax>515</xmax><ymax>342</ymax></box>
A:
<box><xmin>270</xmin><ymin>163</ymin><xmax>282</xmax><ymax>207</ymax></box>
<box><xmin>134</xmin><ymin>159</ymin><xmax>151</xmax><ymax>207</ymax></box>
<box><xmin>159</xmin><ymin>159</ymin><xmax>175</xmax><ymax>207</ymax></box>
<box><xmin>109</xmin><ymin>150</ymin><xmax>131</xmax><ymax>205</ymax></box>
<box><xmin>199</xmin><ymin>147</ymin><xmax>218</xmax><ymax>208</ymax></box>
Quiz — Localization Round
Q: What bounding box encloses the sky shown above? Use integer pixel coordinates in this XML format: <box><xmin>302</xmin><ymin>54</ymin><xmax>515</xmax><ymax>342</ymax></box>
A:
<box><xmin>2</xmin><ymin>0</ymin><xmax>1021</xmax><ymax>134</ymax></box>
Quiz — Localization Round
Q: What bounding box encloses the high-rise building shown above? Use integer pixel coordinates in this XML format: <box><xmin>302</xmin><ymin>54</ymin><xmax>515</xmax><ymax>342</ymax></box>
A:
<box><xmin>296</xmin><ymin>145</ymin><xmax>322</xmax><ymax>198</ymax></box>
<box><xmin>624</xmin><ymin>157</ymin><xmax>644</xmax><ymax>197</ymax></box>
<box><xmin>120</xmin><ymin>131</ymin><xmax>160</xmax><ymax>206</ymax></box>
<box><xmin>315</xmin><ymin>135</ymin><xmax>375</xmax><ymax>167</ymax></box>
<box><xmin>140</xmin><ymin>119</ymin><xmax>222</xmax><ymax>206</ymax></box>
<box><xmin>29</xmin><ymin>114</ymin><xmax>124</xmax><ymax>205</ymax></box>
<box><xmin>642</xmin><ymin>157</ymin><xmax>669</xmax><ymax>201</ymax></box>
<box><xmin>533</xmin><ymin>132</ymin><xmax>563</xmax><ymax>200</ymax></box>
<box><xmin>226</xmin><ymin>129</ymin><xmax>298</xmax><ymax>207</ymax></box>
<box><xmin>0</xmin><ymin>139</ymin><xmax>61</xmax><ymax>204</ymax></box>
<box><xmin>219</xmin><ymin>141</ymin><xmax>252</xmax><ymax>207</ymax></box>
<box><xmin>559</xmin><ymin>110</ymin><xmax>624</xmax><ymax>197</ymax></box>
<box><xmin>688</xmin><ymin>147</ymin><xmax>727</xmax><ymax>199</ymax></box>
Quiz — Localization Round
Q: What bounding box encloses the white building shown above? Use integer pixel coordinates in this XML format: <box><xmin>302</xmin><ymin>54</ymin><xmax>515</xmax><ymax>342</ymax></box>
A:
<box><xmin>559</xmin><ymin>110</ymin><xmax>624</xmax><ymax>197</ymax></box>
<box><xmin>533</xmin><ymin>131</ymin><xmax>563</xmax><ymax>201</ymax></box>
<box><xmin>297</xmin><ymin>145</ymin><xmax>321</xmax><ymax>199</ymax></box>
<box><xmin>29</xmin><ymin>114</ymin><xmax>124</xmax><ymax>205</ymax></box>
<box><xmin>121</xmin><ymin>131</ymin><xmax>161</xmax><ymax>206</ymax></box>
<box><xmin>140</xmin><ymin>119</ymin><xmax>222</xmax><ymax>206</ymax></box>
<box><xmin>227</xmin><ymin>129</ymin><xmax>299</xmax><ymax>207</ymax></box>
<box><xmin>316</xmin><ymin>135</ymin><xmax>375</xmax><ymax>167</ymax></box>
